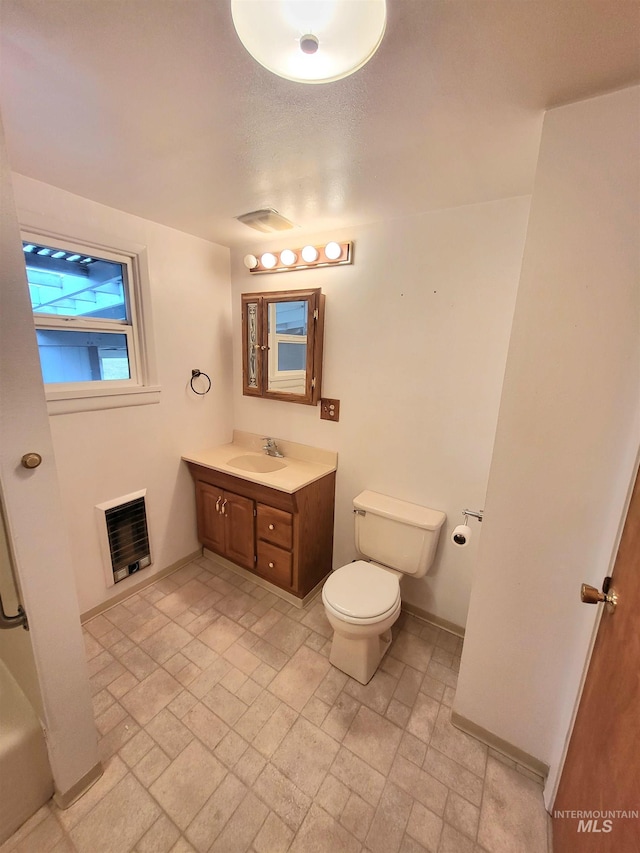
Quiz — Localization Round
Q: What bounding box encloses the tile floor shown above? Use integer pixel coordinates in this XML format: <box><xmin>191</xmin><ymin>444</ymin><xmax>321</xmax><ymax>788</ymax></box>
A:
<box><xmin>1</xmin><ymin>555</ymin><xmax>551</xmax><ymax>853</ymax></box>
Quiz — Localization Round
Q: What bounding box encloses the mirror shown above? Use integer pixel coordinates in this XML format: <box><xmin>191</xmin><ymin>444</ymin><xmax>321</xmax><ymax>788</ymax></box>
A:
<box><xmin>267</xmin><ymin>300</ymin><xmax>307</xmax><ymax>395</ymax></box>
<box><xmin>241</xmin><ymin>288</ymin><xmax>324</xmax><ymax>405</ymax></box>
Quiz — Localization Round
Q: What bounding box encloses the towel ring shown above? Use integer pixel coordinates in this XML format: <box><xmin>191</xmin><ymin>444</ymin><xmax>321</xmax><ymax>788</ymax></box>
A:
<box><xmin>190</xmin><ymin>369</ymin><xmax>211</xmax><ymax>396</ymax></box>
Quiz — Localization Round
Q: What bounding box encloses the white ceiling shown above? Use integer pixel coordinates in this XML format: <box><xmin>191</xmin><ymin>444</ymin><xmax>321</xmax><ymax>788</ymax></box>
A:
<box><xmin>1</xmin><ymin>0</ymin><xmax>639</xmax><ymax>248</ymax></box>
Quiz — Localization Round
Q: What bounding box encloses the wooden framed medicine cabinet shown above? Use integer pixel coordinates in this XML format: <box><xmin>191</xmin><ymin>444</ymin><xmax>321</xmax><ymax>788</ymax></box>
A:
<box><xmin>241</xmin><ymin>288</ymin><xmax>325</xmax><ymax>405</ymax></box>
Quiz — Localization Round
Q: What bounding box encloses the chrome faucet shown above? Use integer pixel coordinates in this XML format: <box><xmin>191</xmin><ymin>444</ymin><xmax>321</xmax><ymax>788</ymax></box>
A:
<box><xmin>262</xmin><ymin>437</ymin><xmax>284</xmax><ymax>457</ymax></box>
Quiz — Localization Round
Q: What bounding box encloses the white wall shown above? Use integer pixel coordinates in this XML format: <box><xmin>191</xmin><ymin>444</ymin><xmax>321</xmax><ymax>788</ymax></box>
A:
<box><xmin>12</xmin><ymin>175</ymin><xmax>234</xmax><ymax>614</ymax></box>
<box><xmin>454</xmin><ymin>86</ymin><xmax>640</xmax><ymax>797</ymax></box>
<box><xmin>231</xmin><ymin>197</ymin><xmax>530</xmax><ymax>629</ymax></box>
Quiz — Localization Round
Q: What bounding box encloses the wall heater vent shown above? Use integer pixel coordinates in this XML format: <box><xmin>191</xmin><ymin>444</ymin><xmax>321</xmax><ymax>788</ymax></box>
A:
<box><xmin>96</xmin><ymin>490</ymin><xmax>151</xmax><ymax>586</ymax></box>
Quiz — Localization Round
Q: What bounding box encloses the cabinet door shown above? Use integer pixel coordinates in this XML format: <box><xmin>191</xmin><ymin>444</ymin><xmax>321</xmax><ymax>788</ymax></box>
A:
<box><xmin>196</xmin><ymin>481</ymin><xmax>225</xmax><ymax>553</ymax></box>
<box><xmin>224</xmin><ymin>491</ymin><xmax>255</xmax><ymax>570</ymax></box>
<box><xmin>241</xmin><ymin>289</ymin><xmax>324</xmax><ymax>405</ymax></box>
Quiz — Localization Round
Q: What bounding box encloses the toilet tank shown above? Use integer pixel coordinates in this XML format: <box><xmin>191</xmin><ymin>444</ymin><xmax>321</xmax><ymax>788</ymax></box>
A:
<box><xmin>353</xmin><ymin>490</ymin><xmax>446</xmax><ymax>577</ymax></box>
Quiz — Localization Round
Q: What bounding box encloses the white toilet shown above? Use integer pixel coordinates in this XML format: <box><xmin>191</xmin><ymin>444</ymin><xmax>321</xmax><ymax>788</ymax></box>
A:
<box><xmin>322</xmin><ymin>490</ymin><xmax>445</xmax><ymax>684</ymax></box>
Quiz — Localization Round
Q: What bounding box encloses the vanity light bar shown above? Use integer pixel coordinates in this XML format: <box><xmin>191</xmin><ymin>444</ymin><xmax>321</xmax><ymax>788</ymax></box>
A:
<box><xmin>244</xmin><ymin>241</ymin><xmax>352</xmax><ymax>274</ymax></box>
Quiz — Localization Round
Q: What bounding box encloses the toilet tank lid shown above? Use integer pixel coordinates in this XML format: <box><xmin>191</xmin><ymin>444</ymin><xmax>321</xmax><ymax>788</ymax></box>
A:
<box><xmin>353</xmin><ymin>490</ymin><xmax>446</xmax><ymax>530</ymax></box>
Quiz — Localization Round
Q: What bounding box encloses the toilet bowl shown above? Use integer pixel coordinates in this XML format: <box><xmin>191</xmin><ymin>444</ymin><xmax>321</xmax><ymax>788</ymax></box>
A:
<box><xmin>322</xmin><ymin>560</ymin><xmax>402</xmax><ymax>684</ymax></box>
<box><xmin>322</xmin><ymin>490</ymin><xmax>446</xmax><ymax>684</ymax></box>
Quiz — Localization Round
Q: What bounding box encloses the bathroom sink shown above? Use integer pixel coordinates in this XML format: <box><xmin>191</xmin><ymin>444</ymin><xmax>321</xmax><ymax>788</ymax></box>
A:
<box><xmin>226</xmin><ymin>454</ymin><xmax>287</xmax><ymax>473</ymax></box>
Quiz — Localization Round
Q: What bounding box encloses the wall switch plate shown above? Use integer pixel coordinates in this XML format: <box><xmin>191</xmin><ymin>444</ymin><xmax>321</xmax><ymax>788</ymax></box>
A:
<box><xmin>320</xmin><ymin>398</ymin><xmax>340</xmax><ymax>422</ymax></box>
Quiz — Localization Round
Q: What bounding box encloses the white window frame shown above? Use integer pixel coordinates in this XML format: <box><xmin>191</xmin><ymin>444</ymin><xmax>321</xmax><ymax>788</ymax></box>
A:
<box><xmin>21</xmin><ymin>227</ymin><xmax>160</xmax><ymax>415</ymax></box>
<box><xmin>268</xmin><ymin>335</ymin><xmax>307</xmax><ymax>385</ymax></box>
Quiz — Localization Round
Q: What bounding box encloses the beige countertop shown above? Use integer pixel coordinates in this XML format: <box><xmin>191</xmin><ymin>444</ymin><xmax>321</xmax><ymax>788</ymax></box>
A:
<box><xmin>182</xmin><ymin>430</ymin><xmax>337</xmax><ymax>494</ymax></box>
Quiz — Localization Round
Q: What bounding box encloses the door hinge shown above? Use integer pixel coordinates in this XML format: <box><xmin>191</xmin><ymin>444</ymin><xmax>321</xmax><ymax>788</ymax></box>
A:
<box><xmin>253</xmin><ymin>508</ymin><xmax>257</xmax><ymax>517</ymax></box>
<box><xmin>311</xmin><ymin>377</ymin><xmax>316</xmax><ymax>389</ymax></box>
<box><xmin>313</xmin><ymin>308</ymin><xmax>319</xmax><ymax>321</ymax></box>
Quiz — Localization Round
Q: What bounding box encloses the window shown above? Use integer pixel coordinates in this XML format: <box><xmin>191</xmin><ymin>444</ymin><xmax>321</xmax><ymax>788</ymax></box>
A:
<box><xmin>21</xmin><ymin>231</ymin><xmax>158</xmax><ymax>413</ymax></box>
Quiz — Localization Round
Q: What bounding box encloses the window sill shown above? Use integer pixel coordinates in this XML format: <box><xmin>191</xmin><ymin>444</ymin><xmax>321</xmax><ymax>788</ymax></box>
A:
<box><xmin>46</xmin><ymin>385</ymin><xmax>162</xmax><ymax>415</ymax></box>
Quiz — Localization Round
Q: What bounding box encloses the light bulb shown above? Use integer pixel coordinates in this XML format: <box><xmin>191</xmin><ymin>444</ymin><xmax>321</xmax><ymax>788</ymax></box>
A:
<box><xmin>324</xmin><ymin>242</ymin><xmax>342</xmax><ymax>261</ymax></box>
<box><xmin>243</xmin><ymin>254</ymin><xmax>258</xmax><ymax>269</ymax></box>
<box><xmin>301</xmin><ymin>245</ymin><xmax>319</xmax><ymax>263</ymax></box>
<box><xmin>260</xmin><ymin>252</ymin><xmax>278</xmax><ymax>269</ymax></box>
<box><xmin>280</xmin><ymin>249</ymin><xmax>297</xmax><ymax>266</ymax></box>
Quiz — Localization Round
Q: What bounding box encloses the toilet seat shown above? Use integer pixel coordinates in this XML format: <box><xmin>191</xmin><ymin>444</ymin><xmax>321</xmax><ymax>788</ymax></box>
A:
<box><xmin>322</xmin><ymin>560</ymin><xmax>401</xmax><ymax>624</ymax></box>
<box><xmin>323</xmin><ymin>595</ymin><xmax>401</xmax><ymax>627</ymax></box>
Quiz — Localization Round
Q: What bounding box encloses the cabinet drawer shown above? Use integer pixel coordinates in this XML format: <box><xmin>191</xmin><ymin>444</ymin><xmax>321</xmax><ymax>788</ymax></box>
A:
<box><xmin>256</xmin><ymin>541</ymin><xmax>293</xmax><ymax>588</ymax></box>
<box><xmin>256</xmin><ymin>504</ymin><xmax>293</xmax><ymax>550</ymax></box>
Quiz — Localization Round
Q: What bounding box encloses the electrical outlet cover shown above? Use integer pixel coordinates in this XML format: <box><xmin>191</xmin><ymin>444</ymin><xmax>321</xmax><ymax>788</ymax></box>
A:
<box><xmin>320</xmin><ymin>398</ymin><xmax>340</xmax><ymax>422</ymax></box>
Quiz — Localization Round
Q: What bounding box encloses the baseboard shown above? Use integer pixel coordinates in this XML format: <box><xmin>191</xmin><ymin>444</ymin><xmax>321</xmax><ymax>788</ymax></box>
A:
<box><xmin>401</xmin><ymin>601</ymin><xmax>465</xmax><ymax>638</ymax></box>
<box><xmin>53</xmin><ymin>761</ymin><xmax>103</xmax><ymax>810</ymax></box>
<box><xmin>80</xmin><ymin>550</ymin><xmax>201</xmax><ymax>623</ymax></box>
<box><xmin>202</xmin><ymin>549</ymin><xmax>324</xmax><ymax>609</ymax></box>
<box><xmin>451</xmin><ymin>711</ymin><xmax>549</xmax><ymax>781</ymax></box>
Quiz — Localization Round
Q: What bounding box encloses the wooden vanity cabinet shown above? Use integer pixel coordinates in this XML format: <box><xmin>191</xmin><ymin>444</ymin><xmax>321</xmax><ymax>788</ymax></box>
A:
<box><xmin>188</xmin><ymin>462</ymin><xmax>335</xmax><ymax>599</ymax></box>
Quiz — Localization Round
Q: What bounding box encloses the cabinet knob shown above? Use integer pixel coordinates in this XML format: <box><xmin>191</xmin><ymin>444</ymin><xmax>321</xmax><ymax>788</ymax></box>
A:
<box><xmin>268</xmin><ymin>562</ymin><xmax>274</xmax><ymax>569</ymax></box>
<box><xmin>268</xmin><ymin>523</ymin><xmax>275</xmax><ymax>530</ymax></box>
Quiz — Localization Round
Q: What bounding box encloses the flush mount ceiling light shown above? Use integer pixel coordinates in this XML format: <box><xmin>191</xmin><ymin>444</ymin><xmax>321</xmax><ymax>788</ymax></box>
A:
<box><xmin>231</xmin><ymin>0</ymin><xmax>387</xmax><ymax>84</ymax></box>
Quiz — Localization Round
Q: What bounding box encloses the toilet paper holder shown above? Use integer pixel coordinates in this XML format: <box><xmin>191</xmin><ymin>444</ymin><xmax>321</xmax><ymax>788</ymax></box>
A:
<box><xmin>462</xmin><ymin>509</ymin><xmax>483</xmax><ymax>523</ymax></box>
<box><xmin>451</xmin><ymin>509</ymin><xmax>484</xmax><ymax>547</ymax></box>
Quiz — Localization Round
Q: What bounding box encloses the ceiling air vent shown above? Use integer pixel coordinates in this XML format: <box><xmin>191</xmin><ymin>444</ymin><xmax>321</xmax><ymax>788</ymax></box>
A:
<box><xmin>236</xmin><ymin>208</ymin><xmax>295</xmax><ymax>233</ymax></box>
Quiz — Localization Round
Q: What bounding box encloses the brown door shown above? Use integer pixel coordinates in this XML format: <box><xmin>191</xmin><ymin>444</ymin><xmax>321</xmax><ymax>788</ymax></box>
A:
<box><xmin>223</xmin><ymin>491</ymin><xmax>255</xmax><ymax>570</ymax></box>
<box><xmin>552</xmin><ymin>466</ymin><xmax>640</xmax><ymax>851</ymax></box>
<box><xmin>196</xmin><ymin>483</ymin><xmax>255</xmax><ymax>569</ymax></box>
<box><xmin>196</xmin><ymin>481</ymin><xmax>225</xmax><ymax>553</ymax></box>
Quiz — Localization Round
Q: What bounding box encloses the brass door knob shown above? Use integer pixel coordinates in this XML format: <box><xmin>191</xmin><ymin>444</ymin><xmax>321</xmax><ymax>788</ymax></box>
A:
<box><xmin>21</xmin><ymin>453</ymin><xmax>42</xmax><ymax>469</ymax></box>
<box><xmin>581</xmin><ymin>584</ymin><xmax>605</xmax><ymax>604</ymax></box>
<box><xmin>581</xmin><ymin>581</ymin><xmax>618</xmax><ymax>613</ymax></box>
